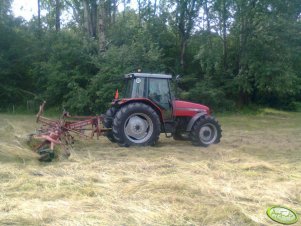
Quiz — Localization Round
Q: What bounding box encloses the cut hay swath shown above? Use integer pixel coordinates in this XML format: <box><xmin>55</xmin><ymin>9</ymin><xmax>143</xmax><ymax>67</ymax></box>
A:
<box><xmin>0</xmin><ymin>110</ymin><xmax>301</xmax><ymax>225</ymax></box>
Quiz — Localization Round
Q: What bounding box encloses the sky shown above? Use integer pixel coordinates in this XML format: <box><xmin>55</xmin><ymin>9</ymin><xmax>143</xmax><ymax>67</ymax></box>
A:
<box><xmin>11</xmin><ymin>0</ymin><xmax>136</xmax><ymax>21</ymax></box>
<box><xmin>12</xmin><ymin>0</ymin><xmax>43</xmax><ymax>21</ymax></box>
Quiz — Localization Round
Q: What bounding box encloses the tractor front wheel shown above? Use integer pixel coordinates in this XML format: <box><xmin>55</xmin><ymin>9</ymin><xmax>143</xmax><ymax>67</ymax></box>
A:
<box><xmin>112</xmin><ymin>103</ymin><xmax>161</xmax><ymax>147</ymax></box>
<box><xmin>190</xmin><ymin>116</ymin><xmax>222</xmax><ymax>147</ymax></box>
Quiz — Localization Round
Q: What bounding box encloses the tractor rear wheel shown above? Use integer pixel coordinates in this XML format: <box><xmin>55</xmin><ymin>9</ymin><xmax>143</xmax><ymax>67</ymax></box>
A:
<box><xmin>104</xmin><ymin>107</ymin><xmax>117</xmax><ymax>143</ymax></box>
<box><xmin>112</xmin><ymin>103</ymin><xmax>161</xmax><ymax>147</ymax></box>
<box><xmin>190</xmin><ymin>115</ymin><xmax>222</xmax><ymax>147</ymax></box>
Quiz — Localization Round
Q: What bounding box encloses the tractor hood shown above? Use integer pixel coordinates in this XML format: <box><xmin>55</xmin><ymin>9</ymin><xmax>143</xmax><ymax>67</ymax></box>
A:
<box><xmin>173</xmin><ymin>100</ymin><xmax>210</xmax><ymax>117</ymax></box>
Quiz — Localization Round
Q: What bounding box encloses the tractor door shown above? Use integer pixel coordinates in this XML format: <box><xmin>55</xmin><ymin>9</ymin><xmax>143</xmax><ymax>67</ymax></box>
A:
<box><xmin>148</xmin><ymin>78</ymin><xmax>173</xmax><ymax>120</ymax></box>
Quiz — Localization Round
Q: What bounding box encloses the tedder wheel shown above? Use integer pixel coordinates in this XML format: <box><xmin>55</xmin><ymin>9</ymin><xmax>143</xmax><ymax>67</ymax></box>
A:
<box><xmin>103</xmin><ymin>107</ymin><xmax>117</xmax><ymax>143</ymax></box>
<box><xmin>112</xmin><ymin>103</ymin><xmax>161</xmax><ymax>147</ymax></box>
<box><xmin>190</xmin><ymin>115</ymin><xmax>222</xmax><ymax>147</ymax></box>
<box><xmin>37</xmin><ymin>142</ymin><xmax>55</xmax><ymax>162</ymax></box>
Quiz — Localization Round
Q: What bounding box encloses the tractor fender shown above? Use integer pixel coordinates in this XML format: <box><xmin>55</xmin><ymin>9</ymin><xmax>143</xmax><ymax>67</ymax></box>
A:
<box><xmin>186</xmin><ymin>111</ymin><xmax>207</xmax><ymax>132</ymax></box>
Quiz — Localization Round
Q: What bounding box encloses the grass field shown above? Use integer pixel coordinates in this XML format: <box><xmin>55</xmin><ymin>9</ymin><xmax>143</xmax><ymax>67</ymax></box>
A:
<box><xmin>0</xmin><ymin>109</ymin><xmax>300</xmax><ymax>225</ymax></box>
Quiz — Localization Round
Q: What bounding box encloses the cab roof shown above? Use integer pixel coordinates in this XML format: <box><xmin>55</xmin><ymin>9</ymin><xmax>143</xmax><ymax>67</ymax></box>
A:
<box><xmin>125</xmin><ymin>73</ymin><xmax>172</xmax><ymax>79</ymax></box>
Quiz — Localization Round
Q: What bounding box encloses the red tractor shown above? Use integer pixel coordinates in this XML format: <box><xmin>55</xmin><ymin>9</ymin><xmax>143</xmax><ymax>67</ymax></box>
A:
<box><xmin>30</xmin><ymin>73</ymin><xmax>222</xmax><ymax>161</ymax></box>
<box><xmin>103</xmin><ymin>73</ymin><xmax>222</xmax><ymax>147</ymax></box>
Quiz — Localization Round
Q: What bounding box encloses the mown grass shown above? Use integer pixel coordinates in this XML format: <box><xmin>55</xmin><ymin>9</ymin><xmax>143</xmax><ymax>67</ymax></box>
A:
<box><xmin>0</xmin><ymin>109</ymin><xmax>300</xmax><ymax>225</ymax></box>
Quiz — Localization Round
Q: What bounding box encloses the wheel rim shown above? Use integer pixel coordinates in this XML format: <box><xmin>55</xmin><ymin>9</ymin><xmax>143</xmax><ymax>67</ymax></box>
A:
<box><xmin>198</xmin><ymin>123</ymin><xmax>217</xmax><ymax>145</ymax></box>
<box><xmin>124</xmin><ymin>113</ymin><xmax>154</xmax><ymax>144</ymax></box>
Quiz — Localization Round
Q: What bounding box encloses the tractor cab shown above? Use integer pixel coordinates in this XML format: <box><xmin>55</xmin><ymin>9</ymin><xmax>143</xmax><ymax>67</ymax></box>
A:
<box><xmin>123</xmin><ymin>73</ymin><xmax>173</xmax><ymax>111</ymax></box>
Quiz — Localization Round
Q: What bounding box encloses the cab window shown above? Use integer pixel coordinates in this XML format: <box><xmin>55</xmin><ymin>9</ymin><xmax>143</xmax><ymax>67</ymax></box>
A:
<box><xmin>124</xmin><ymin>77</ymin><xmax>146</xmax><ymax>98</ymax></box>
<box><xmin>148</xmin><ymin>78</ymin><xmax>170</xmax><ymax>109</ymax></box>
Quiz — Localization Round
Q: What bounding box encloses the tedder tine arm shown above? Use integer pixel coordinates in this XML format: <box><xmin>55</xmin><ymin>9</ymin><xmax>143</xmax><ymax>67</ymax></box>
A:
<box><xmin>36</xmin><ymin>101</ymin><xmax>46</xmax><ymax>123</ymax></box>
<box><xmin>61</xmin><ymin>126</ymin><xmax>91</xmax><ymax>139</ymax></box>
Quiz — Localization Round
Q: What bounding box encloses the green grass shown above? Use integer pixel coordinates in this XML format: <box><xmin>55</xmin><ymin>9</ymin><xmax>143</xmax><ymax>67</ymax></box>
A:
<box><xmin>0</xmin><ymin>110</ymin><xmax>301</xmax><ymax>225</ymax></box>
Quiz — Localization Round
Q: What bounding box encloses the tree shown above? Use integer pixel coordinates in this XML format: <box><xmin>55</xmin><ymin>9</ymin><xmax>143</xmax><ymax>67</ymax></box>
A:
<box><xmin>0</xmin><ymin>0</ymin><xmax>12</xmax><ymax>20</ymax></box>
<box><xmin>1</xmin><ymin>0</ymin><xmax>301</xmax><ymax>113</ymax></box>
<box><xmin>83</xmin><ymin>0</ymin><xmax>93</xmax><ymax>35</ymax></box>
<box><xmin>98</xmin><ymin>0</ymin><xmax>106</xmax><ymax>50</ymax></box>
<box><xmin>38</xmin><ymin>0</ymin><xmax>41</xmax><ymax>31</ymax></box>
<box><xmin>170</xmin><ymin>0</ymin><xmax>202</xmax><ymax>71</ymax></box>
<box><xmin>55</xmin><ymin>0</ymin><xmax>61</xmax><ymax>31</ymax></box>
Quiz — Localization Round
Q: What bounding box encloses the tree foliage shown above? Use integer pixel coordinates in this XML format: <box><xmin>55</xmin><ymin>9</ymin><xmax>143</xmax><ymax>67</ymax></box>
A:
<box><xmin>0</xmin><ymin>0</ymin><xmax>301</xmax><ymax>113</ymax></box>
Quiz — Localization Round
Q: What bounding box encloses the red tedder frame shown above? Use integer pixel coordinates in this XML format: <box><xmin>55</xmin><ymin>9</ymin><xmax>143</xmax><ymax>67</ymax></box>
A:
<box><xmin>32</xmin><ymin>101</ymin><xmax>109</xmax><ymax>158</ymax></box>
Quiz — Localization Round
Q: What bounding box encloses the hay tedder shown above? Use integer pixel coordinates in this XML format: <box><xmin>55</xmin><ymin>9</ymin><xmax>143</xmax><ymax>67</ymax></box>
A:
<box><xmin>30</xmin><ymin>101</ymin><xmax>108</xmax><ymax>161</ymax></box>
<box><xmin>30</xmin><ymin>73</ymin><xmax>222</xmax><ymax>161</ymax></box>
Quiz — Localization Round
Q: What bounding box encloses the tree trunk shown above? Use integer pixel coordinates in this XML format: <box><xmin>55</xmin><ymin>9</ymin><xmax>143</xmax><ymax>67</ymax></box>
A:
<box><xmin>83</xmin><ymin>0</ymin><xmax>92</xmax><ymax>36</ymax></box>
<box><xmin>91</xmin><ymin>0</ymin><xmax>97</xmax><ymax>37</ymax></box>
<box><xmin>148</xmin><ymin>0</ymin><xmax>151</xmax><ymax>21</ymax></box>
<box><xmin>98</xmin><ymin>0</ymin><xmax>106</xmax><ymax>51</ymax></box>
<box><xmin>112</xmin><ymin>0</ymin><xmax>116</xmax><ymax>23</ymax></box>
<box><xmin>106</xmin><ymin>0</ymin><xmax>111</xmax><ymax>26</ymax></box>
<box><xmin>222</xmin><ymin>0</ymin><xmax>227</xmax><ymax>70</ymax></box>
<box><xmin>180</xmin><ymin>38</ymin><xmax>187</xmax><ymax>70</ymax></box>
<box><xmin>204</xmin><ymin>0</ymin><xmax>212</xmax><ymax>49</ymax></box>
<box><xmin>55</xmin><ymin>0</ymin><xmax>61</xmax><ymax>32</ymax></box>
<box><xmin>137</xmin><ymin>0</ymin><xmax>142</xmax><ymax>26</ymax></box>
<box><xmin>65</xmin><ymin>0</ymin><xmax>81</xmax><ymax>25</ymax></box>
<box><xmin>204</xmin><ymin>0</ymin><xmax>211</xmax><ymax>32</ymax></box>
<box><xmin>123</xmin><ymin>0</ymin><xmax>126</xmax><ymax>18</ymax></box>
<box><xmin>238</xmin><ymin>4</ymin><xmax>246</xmax><ymax>75</ymax></box>
<box><xmin>38</xmin><ymin>0</ymin><xmax>41</xmax><ymax>31</ymax></box>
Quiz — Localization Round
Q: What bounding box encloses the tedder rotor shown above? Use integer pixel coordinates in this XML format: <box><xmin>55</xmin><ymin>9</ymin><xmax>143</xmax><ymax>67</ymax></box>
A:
<box><xmin>30</xmin><ymin>101</ymin><xmax>108</xmax><ymax>161</ymax></box>
<box><xmin>30</xmin><ymin>73</ymin><xmax>222</xmax><ymax>161</ymax></box>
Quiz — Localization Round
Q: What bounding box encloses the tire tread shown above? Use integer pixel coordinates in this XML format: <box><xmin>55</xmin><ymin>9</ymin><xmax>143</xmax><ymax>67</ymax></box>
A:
<box><xmin>190</xmin><ymin>115</ymin><xmax>222</xmax><ymax>147</ymax></box>
<box><xmin>112</xmin><ymin>102</ymin><xmax>161</xmax><ymax>147</ymax></box>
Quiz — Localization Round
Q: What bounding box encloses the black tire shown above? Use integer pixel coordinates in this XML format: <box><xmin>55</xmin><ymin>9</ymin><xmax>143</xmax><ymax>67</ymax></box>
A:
<box><xmin>104</xmin><ymin>107</ymin><xmax>117</xmax><ymax>143</ymax></box>
<box><xmin>37</xmin><ymin>142</ymin><xmax>55</xmax><ymax>162</ymax></box>
<box><xmin>112</xmin><ymin>102</ymin><xmax>161</xmax><ymax>147</ymax></box>
<box><xmin>190</xmin><ymin>115</ymin><xmax>222</xmax><ymax>147</ymax></box>
<box><xmin>38</xmin><ymin>148</ymin><xmax>55</xmax><ymax>162</ymax></box>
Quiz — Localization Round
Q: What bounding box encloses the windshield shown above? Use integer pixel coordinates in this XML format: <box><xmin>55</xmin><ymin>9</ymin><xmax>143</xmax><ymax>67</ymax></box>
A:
<box><xmin>123</xmin><ymin>79</ymin><xmax>133</xmax><ymax>98</ymax></box>
<box><xmin>123</xmin><ymin>77</ymin><xmax>147</xmax><ymax>98</ymax></box>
